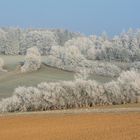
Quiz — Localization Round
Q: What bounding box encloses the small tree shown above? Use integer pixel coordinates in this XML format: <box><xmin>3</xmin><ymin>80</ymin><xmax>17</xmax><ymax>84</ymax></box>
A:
<box><xmin>21</xmin><ymin>47</ymin><xmax>41</xmax><ymax>72</ymax></box>
<box><xmin>74</xmin><ymin>67</ymin><xmax>90</xmax><ymax>80</ymax></box>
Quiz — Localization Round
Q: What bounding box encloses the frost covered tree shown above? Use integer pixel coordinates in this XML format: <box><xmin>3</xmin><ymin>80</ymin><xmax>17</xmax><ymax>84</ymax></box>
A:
<box><xmin>52</xmin><ymin>29</ymin><xmax>82</xmax><ymax>46</ymax></box>
<box><xmin>87</xmin><ymin>47</ymin><xmax>97</xmax><ymax>60</ymax></box>
<box><xmin>4</xmin><ymin>28</ymin><xmax>20</xmax><ymax>55</ymax></box>
<box><xmin>91</xmin><ymin>62</ymin><xmax>121</xmax><ymax>77</ymax></box>
<box><xmin>101</xmin><ymin>31</ymin><xmax>108</xmax><ymax>41</ymax></box>
<box><xmin>65</xmin><ymin>37</ymin><xmax>94</xmax><ymax>58</ymax></box>
<box><xmin>74</xmin><ymin>67</ymin><xmax>90</xmax><ymax>80</ymax></box>
<box><xmin>0</xmin><ymin>29</ymin><xmax>7</xmax><ymax>54</ymax></box>
<box><xmin>46</xmin><ymin>45</ymin><xmax>88</xmax><ymax>70</ymax></box>
<box><xmin>62</xmin><ymin>45</ymin><xmax>87</xmax><ymax>67</ymax></box>
<box><xmin>20</xmin><ymin>30</ymin><xmax>58</xmax><ymax>55</ymax></box>
<box><xmin>117</xmin><ymin>70</ymin><xmax>140</xmax><ymax>103</ymax></box>
<box><xmin>21</xmin><ymin>47</ymin><xmax>41</xmax><ymax>72</ymax></box>
<box><xmin>129</xmin><ymin>61</ymin><xmax>140</xmax><ymax>70</ymax></box>
<box><xmin>46</xmin><ymin>45</ymin><xmax>64</xmax><ymax>69</ymax></box>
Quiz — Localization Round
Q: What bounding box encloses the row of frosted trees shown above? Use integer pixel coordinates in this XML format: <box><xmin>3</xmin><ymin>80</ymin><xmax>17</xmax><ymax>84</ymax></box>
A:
<box><xmin>1</xmin><ymin>28</ymin><xmax>140</xmax><ymax>76</ymax></box>
<box><xmin>0</xmin><ymin>28</ymin><xmax>140</xmax><ymax>63</ymax></box>
<box><xmin>0</xmin><ymin>70</ymin><xmax>140</xmax><ymax>112</ymax></box>
<box><xmin>0</xmin><ymin>28</ymin><xmax>140</xmax><ymax>62</ymax></box>
<box><xmin>0</xmin><ymin>27</ymin><xmax>81</xmax><ymax>55</ymax></box>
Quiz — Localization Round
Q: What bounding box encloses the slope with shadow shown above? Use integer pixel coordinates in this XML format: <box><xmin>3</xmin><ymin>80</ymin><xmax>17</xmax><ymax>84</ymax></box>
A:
<box><xmin>0</xmin><ymin>56</ymin><xmax>114</xmax><ymax>99</ymax></box>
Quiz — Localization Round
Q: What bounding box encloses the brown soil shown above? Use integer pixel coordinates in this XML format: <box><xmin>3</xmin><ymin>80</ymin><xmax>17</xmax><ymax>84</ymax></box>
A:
<box><xmin>0</xmin><ymin>112</ymin><xmax>140</xmax><ymax>140</ymax></box>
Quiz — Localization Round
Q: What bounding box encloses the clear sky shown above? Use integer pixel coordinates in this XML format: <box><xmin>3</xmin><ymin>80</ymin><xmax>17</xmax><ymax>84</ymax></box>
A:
<box><xmin>0</xmin><ymin>0</ymin><xmax>140</xmax><ymax>36</ymax></box>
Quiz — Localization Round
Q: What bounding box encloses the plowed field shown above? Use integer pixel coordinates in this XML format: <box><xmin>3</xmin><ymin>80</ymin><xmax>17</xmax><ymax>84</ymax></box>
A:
<box><xmin>0</xmin><ymin>112</ymin><xmax>140</xmax><ymax>140</ymax></box>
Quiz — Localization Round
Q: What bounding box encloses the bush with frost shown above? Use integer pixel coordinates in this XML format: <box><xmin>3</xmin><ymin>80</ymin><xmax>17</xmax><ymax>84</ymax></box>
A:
<box><xmin>62</xmin><ymin>46</ymin><xmax>86</xmax><ymax>67</ymax></box>
<box><xmin>0</xmin><ymin>29</ymin><xmax>7</xmax><ymax>54</ymax></box>
<box><xmin>46</xmin><ymin>45</ymin><xmax>89</xmax><ymax>71</ymax></box>
<box><xmin>21</xmin><ymin>47</ymin><xmax>41</xmax><ymax>72</ymax></box>
<box><xmin>129</xmin><ymin>61</ymin><xmax>140</xmax><ymax>70</ymax></box>
<box><xmin>65</xmin><ymin>37</ymin><xmax>94</xmax><ymax>58</ymax></box>
<box><xmin>0</xmin><ymin>80</ymin><xmax>105</xmax><ymax>112</ymax></box>
<box><xmin>0</xmin><ymin>95</ymin><xmax>21</xmax><ymax>112</ymax></box>
<box><xmin>103</xmin><ymin>81</ymin><xmax>122</xmax><ymax>105</ymax></box>
<box><xmin>91</xmin><ymin>62</ymin><xmax>121</xmax><ymax>77</ymax></box>
<box><xmin>46</xmin><ymin>55</ymin><xmax>64</xmax><ymax>69</ymax></box>
<box><xmin>4</xmin><ymin>28</ymin><xmax>20</xmax><ymax>55</ymax></box>
<box><xmin>104</xmin><ymin>70</ymin><xmax>140</xmax><ymax>105</ymax></box>
<box><xmin>117</xmin><ymin>70</ymin><xmax>140</xmax><ymax>103</ymax></box>
<box><xmin>0</xmin><ymin>70</ymin><xmax>140</xmax><ymax>113</ymax></box>
<box><xmin>20</xmin><ymin>30</ymin><xmax>58</xmax><ymax>55</ymax></box>
<box><xmin>74</xmin><ymin>68</ymin><xmax>90</xmax><ymax>80</ymax></box>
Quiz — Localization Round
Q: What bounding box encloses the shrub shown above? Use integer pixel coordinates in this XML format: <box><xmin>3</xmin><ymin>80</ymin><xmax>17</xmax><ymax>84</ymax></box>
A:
<box><xmin>91</xmin><ymin>62</ymin><xmax>121</xmax><ymax>77</ymax></box>
<box><xmin>129</xmin><ymin>61</ymin><xmax>140</xmax><ymax>70</ymax></box>
<box><xmin>46</xmin><ymin>45</ymin><xmax>89</xmax><ymax>71</ymax></box>
<box><xmin>74</xmin><ymin>68</ymin><xmax>90</xmax><ymax>80</ymax></box>
<box><xmin>0</xmin><ymin>70</ymin><xmax>140</xmax><ymax>113</ymax></box>
<box><xmin>21</xmin><ymin>47</ymin><xmax>41</xmax><ymax>72</ymax></box>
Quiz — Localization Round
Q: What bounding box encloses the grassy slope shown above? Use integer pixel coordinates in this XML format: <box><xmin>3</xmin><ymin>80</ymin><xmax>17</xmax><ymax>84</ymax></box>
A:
<box><xmin>0</xmin><ymin>55</ymin><xmax>114</xmax><ymax>99</ymax></box>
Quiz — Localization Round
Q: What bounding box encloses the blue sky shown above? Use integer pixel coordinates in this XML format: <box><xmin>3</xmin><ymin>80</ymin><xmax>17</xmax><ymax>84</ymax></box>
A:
<box><xmin>0</xmin><ymin>0</ymin><xmax>140</xmax><ymax>35</ymax></box>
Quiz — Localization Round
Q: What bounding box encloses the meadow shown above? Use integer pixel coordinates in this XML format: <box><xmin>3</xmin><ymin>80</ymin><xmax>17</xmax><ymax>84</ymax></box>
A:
<box><xmin>0</xmin><ymin>55</ymin><xmax>114</xmax><ymax>99</ymax></box>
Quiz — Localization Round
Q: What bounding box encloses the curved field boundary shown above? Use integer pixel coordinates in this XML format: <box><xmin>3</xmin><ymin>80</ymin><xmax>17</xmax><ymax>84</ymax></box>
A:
<box><xmin>0</xmin><ymin>107</ymin><xmax>140</xmax><ymax>117</ymax></box>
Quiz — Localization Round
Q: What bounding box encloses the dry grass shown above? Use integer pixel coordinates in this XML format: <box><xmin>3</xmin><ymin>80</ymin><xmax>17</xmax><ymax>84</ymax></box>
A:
<box><xmin>0</xmin><ymin>112</ymin><xmax>140</xmax><ymax>140</ymax></box>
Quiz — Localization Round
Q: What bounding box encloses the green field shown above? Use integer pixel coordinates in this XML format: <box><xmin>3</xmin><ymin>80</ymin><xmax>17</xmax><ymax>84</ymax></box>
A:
<box><xmin>0</xmin><ymin>56</ymin><xmax>114</xmax><ymax>99</ymax></box>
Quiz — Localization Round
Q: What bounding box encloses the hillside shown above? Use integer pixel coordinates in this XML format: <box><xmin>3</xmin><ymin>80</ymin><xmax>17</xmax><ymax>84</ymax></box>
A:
<box><xmin>0</xmin><ymin>56</ymin><xmax>114</xmax><ymax>99</ymax></box>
